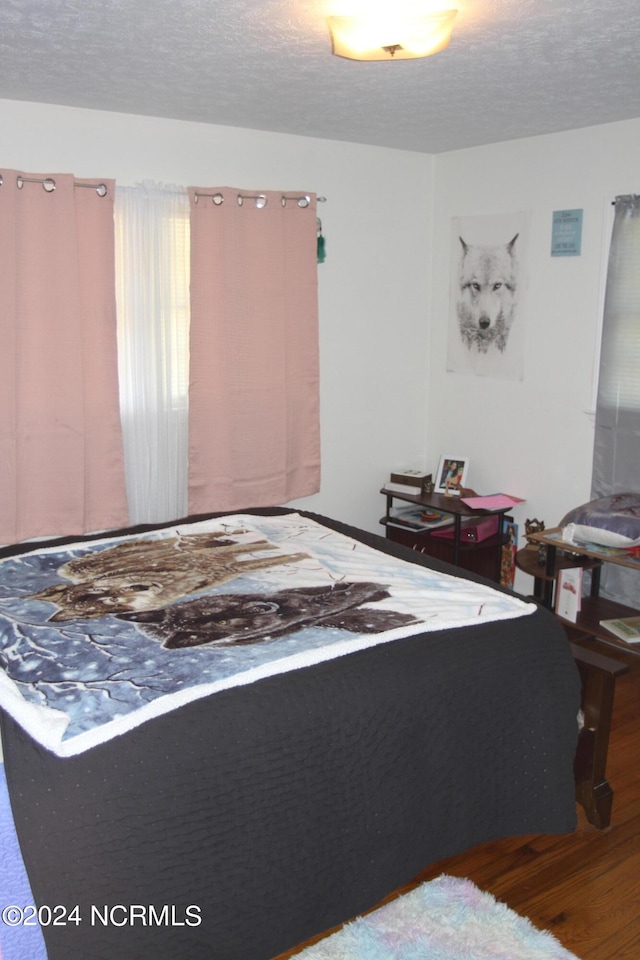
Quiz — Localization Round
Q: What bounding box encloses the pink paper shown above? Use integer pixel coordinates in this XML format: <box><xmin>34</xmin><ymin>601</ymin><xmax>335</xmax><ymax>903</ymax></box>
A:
<box><xmin>460</xmin><ymin>494</ymin><xmax>524</xmax><ymax>510</ymax></box>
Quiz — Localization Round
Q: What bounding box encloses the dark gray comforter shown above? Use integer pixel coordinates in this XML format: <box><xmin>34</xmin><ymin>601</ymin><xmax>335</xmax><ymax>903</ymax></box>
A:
<box><xmin>0</xmin><ymin>508</ymin><xmax>581</xmax><ymax>960</ymax></box>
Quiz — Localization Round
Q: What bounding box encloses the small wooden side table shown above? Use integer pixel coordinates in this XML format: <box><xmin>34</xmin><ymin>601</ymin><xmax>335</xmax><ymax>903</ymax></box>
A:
<box><xmin>381</xmin><ymin>488</ymin><xmax>511</xmax><ymax>583</ymax></box>
<box><xmin>521</xmin><ymin>528</ymin><xmax>640</xmax><ymax>654</ymax></box>
<box><xmin>516</xmin><ymin>538</ymin><xmax>632</xmax><ymax>829</ymax></box>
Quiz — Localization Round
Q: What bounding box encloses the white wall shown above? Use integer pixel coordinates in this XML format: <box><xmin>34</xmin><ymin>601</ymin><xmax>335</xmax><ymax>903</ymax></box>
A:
<box><xmin>428</xmin><ymin>118</ymin><xmax>640</xmax><ymax>591</ymax></box>
<box><xmin>0</xmin><ymin>98</ymin><xmax>433</xmax><ymax>535</ymax></box>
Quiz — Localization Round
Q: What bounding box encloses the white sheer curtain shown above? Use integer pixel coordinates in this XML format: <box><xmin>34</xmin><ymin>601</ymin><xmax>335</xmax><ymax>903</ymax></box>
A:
<box><xmin>114</xmin><ymin>182</ymin><xmax>191</xmax><ymax>524</ymax></box>
<box><xmin>591</xmin><ymin>194</ymin><xmax>640</xmax><ymax>605</ymax></box>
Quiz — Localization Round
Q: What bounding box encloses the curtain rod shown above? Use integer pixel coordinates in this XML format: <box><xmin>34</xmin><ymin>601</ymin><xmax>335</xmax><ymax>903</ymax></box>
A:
<box><xmin>611</xmin><ymin>194</ymin><xmax>639</xmax><ymax>205</ymax></box>
<box><xmin>1</xmin><ymin>175</ymin><xmax>327</xmax><ymax>206</ymax></box>
<box><xmin>193</xmin><ymin>190</ymin><xmax>326</xmax><ymax>207</ymax></box>
<box><xmin>0</xmin><ymin>173</ymin><xmax>108</xmax><ymax>196</ymax></box>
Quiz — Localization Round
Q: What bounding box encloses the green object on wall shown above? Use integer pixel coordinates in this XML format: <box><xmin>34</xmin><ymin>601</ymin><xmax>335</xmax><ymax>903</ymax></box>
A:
<box><xmin>316</xmin><ymin>216</ymin><xmax>326</xmax><ymax>263</ymax></box>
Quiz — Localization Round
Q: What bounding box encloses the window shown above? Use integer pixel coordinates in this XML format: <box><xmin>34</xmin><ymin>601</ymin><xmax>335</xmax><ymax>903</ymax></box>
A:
<box><xmin>591</xmin><ymin>194</ymin><xmax>640</xmax><ymax>606</ymax></box>
<box><xmin>596</xmin><ymin>199</ymin><xmax>640</xmax><ymax>411</ymax></box>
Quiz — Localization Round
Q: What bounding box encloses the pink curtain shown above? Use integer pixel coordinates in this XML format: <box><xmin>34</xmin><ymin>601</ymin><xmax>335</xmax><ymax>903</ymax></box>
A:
<box><xmin>188</xmin><ymin>187</ymin><xmax>321</xmax><ymax>513</ymax></box>
<box><xmin>0</xmin><ymin>170</ymin><xmax>128</xmax><ymax>543</ymax></box>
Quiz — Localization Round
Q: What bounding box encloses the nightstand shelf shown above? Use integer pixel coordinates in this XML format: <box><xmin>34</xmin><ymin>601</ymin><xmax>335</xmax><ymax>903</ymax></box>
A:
<box><xmin>515</xmin><ymin>543</ymin><xmax>602</xmax><ymax>604</ymax></box>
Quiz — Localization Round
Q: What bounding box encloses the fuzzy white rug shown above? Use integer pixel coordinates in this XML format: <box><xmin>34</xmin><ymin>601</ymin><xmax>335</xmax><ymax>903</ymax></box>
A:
<box><xmin>293</xmin><ymin>875</ymin><xmax>579</xmax><ymax>960</ymax></box>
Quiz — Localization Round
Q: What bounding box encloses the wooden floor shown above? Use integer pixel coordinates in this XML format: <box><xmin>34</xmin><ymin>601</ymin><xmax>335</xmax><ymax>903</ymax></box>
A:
<box><xmin>275</xmin><ymin>638</ymin><xmax>640</xmax><ymax>960</ymax></box>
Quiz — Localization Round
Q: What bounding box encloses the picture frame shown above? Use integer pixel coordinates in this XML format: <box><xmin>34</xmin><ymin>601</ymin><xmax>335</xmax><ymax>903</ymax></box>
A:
<box><xmin>435</xmin><ymin>455</ymin><xmax>469</xmax><ymax>496</ymax></box>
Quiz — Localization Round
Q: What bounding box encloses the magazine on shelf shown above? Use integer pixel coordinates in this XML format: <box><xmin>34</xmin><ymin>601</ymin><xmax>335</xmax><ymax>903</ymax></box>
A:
<box><xmin>599</xmin><ymin>616</ymin><xmax>640</xmax><ymax>644</ymax></box>
<box><xmin>388</xmin><ymin>506</ymin><xmax>453</xmax><ymax>532</ymax></box>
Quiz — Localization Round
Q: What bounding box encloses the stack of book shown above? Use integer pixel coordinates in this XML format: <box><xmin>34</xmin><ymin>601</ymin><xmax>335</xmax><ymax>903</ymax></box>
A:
<box><xmin>382</xmin><ymin>470</ymin><xmax>433</xmax><ymax>497</ymax></box>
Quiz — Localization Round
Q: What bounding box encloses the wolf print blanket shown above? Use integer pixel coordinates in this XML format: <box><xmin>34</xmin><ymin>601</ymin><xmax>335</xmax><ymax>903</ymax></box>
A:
<box><xmin>0</xmin><ymin>513</ymin><xmax>535</xmax><ymax>756</ymax></box>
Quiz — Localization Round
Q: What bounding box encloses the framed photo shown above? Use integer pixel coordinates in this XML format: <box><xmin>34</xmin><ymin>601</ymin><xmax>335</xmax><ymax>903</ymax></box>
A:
<box><xmin>435</xmin><ymin>455</ymin><xmax>469</xmax><ymax>496</ymax></box>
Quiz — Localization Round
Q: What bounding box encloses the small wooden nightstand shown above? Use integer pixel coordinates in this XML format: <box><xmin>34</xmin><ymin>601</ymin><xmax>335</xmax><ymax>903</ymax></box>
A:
<box><xmin>381</xmin><ymin>488</ymin><xmax>512</xmax><ymax>583</ymax></box>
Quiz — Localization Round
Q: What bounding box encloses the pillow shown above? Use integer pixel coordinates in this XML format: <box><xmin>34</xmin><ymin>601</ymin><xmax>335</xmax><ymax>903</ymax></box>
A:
<box><xmin>560</xmin><ymin>493</ymin><xmax>640</xmax><ymax>548</ymax></box>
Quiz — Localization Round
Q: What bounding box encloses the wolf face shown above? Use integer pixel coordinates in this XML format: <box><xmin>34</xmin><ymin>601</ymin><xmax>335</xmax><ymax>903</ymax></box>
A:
<box><xmin>456</xmin><ymin>234</ymin><xmax>519</xmax><ymax>353</ymax></box>
<box><xmin>118</xmin><ymin>582</ymin><xmax>417</xmax><ymax>649</ymax></box>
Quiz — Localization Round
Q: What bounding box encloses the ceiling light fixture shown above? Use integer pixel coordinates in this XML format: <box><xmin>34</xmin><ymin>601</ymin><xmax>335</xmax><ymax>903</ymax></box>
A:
<box><xmin>327</xmin><ymin>9</ymin><xmax>457</xmax><ymax>61</ymax></box>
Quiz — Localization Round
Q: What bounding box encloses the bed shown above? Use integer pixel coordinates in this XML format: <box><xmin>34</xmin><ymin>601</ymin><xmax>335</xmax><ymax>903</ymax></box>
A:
<box><xmin>0</xmin><ymin>507</ymin><xmax>580</xmax><ymax>960</ymax></box>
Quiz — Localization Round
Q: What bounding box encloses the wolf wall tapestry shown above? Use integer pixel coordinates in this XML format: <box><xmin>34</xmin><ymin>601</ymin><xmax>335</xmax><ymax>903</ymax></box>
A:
<box><xmin>447</xmin><ymin>211</ymin><xmax>528</xmax><ymax>381</ymax></box>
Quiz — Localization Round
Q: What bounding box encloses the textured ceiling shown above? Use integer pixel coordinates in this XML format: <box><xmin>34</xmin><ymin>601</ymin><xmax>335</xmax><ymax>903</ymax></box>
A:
<box><xmin>1</xmin><ymin>0</ymin><xmax>640</xmax><ymax>154</ymax></box>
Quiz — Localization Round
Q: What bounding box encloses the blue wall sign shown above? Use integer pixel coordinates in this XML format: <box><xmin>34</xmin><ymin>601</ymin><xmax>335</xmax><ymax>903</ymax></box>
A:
<box><xmin>551</xmin><ymin>209</ymin><xmax>583</xmax><ymax>257</ymax></box>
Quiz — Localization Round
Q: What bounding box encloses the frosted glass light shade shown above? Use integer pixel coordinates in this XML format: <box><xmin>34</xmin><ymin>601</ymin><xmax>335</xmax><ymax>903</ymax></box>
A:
<box><xmin>328</xmin><ymin>10</ymin><xmax>457</xmax><ymax>61</ymax></box>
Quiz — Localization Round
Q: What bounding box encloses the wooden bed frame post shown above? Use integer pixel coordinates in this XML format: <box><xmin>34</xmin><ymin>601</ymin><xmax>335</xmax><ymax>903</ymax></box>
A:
<box><xmin>570</xmin><ymin>643</ymin><xmax>629</xmax><ymax>829</ymax></box>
